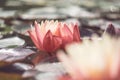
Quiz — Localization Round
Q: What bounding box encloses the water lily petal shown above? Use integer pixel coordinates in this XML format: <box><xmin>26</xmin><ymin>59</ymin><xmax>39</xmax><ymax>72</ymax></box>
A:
<box><xmin>27</xmin><ymin>30</ymin><xmax>40</xmax><ymax>49</ymax></box>
<box><xmin>43</xmin><ymin>30</ymin><xmax>62</xmax><ymax>52</ymax></box>
<box><xmin>34</xmin><ymin>21</ymin><xmax>44</xmax><ymax>50</ymax></box>
<box><xmin>54</xmin><ymin>22</ymin><xmax>61</xmax><ymax>36</ymax></box>
<box><xmin>39</xmin><ymin>21</ymin><xmax>46</xmax><ymax>35</ymax></box>
<box><xmin>52</xmin><ymin>36</ymin><xmax>62</xmax><ymax>51</ymax></box>
<box><xmin>45</xmin><ymin>20</ymin><xmax>54</xmax><ymax>32</ymax></box>
<box><xmin>67</xmin><ymin>23</ymin><xmax>75</xmax><ymax>33</ymax></box>
<box><xmin>60</xmin><ymin>24</ymin><xmax>73</xmax><ymax>46</ymax></box>
<box><xmin>73</xmin><ymin>25</ymin><xmax>81</xmax><ymax>42</ymax></box>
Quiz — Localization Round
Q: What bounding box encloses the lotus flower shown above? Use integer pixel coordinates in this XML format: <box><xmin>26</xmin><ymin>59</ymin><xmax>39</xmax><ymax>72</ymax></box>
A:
<box><xmin>28</xmin><ymin>20</ymin><xmax>81</xmax><ymax>53</ymax></box>
<box><xmin>57</xmin><ymin>35</ymin><xmax>120</xmax><ymax>80</ymax></box>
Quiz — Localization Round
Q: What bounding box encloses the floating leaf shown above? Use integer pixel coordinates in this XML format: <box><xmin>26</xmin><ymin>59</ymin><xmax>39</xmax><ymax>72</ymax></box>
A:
<box><xmin>35</xmin><ymin>62</ymin><xmax>65</xmax><ymax>73</ymax></box>
<box><xmin>0</xmin><ymin>47</ymin><xmax>35</xmax><ymax>62</ymax></box>
<box><xmin>35</xmin><ymin>62</ymin><xmax>66</xmax><ymax>80</ymax></box>
<box><xmin>0</xmin><ymin>37</ymin><xmax>25</xmax><ymax>48</ymax></box>
<box><xmin>19</xmin><ymin>7</ymin><xmax>66</xmax><ymax>20</ymax></box>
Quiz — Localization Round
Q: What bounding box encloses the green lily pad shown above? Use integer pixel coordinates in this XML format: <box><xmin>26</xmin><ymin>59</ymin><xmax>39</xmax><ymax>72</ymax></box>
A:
<box><xmin>0</xmin><ymin>37</ymin><xmax>25</xmax><ymax>48</ymax></box>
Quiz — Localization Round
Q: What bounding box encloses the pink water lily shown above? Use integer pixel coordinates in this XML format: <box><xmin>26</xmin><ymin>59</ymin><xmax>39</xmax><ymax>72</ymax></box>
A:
<box><xmin>57</xmin><ymin>35</ymin><xmax>120</xmax><ymax>80</ymax></box>
<box><xmin>28</xmin><ymin>20</ymin><xmax>81</xmax><ymax>52</ymax></box>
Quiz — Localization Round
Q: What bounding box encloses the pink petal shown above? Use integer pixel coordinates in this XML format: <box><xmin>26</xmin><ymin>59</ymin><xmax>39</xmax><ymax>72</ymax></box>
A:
<box><xmin>60</xmin><ymin>24</ymin><xmax>73</xmax><ymax>46</ymax></box>
<box><xmin>43</xmin><ymin>30</ymin><xmax>62</xmax><ymax>52</ymax></box>
<box><xmin>58</xmin><ymin>75</ymin><xmax>72</xmax><ymax>80</ymax></box>
<box><xmin>39</xmin><ymin>21</ymin><xmax>46</xmax><ymax>35</ymax></box>
<box><xmin>27</xmin><ymin>30</ymin><xmax>40</xmax><ymax>49</ymax></box>
<box><xmin>68</xmin><ymin>23</ymin><xmax>75</xmax><ymax>33</ymax></box>
<box><xmin>45</xmin><ymin>20</ymin><xmax>54</xmax><ymax>32</ymax></box>
<box><xmin>73</xmin><ymin>25</ymin><xmax>81</xmax><ymax>42</ymax></box>
<box><xmin>54</xmin><ymin>22</ymin><xmax>61</xmax><ymax>36</ymax></box>
<box><xmin>34</xmin><ymin>21</ymin><xmax>44</xmax><ymax>50</ymax></box>
<box><xmin>52</xmin><ymin>35</ymin><xmax>62</xmax><ymax>50</ymax></box>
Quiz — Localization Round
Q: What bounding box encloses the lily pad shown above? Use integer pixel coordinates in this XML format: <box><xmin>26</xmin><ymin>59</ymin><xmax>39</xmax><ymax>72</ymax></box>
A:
<box><xmin>19</xmin><ymin>7</ymin><xmax>66</xmax><ymax>20</ymax></box>
<box><xmin>0</xmin><ymin>63</ymin><xmax>33</xmax><ymax>80</ymax></box>
<box><xmin>12</xmin><ymin>23</ymin><xmax>30</xmax><ymax>36</ymax></box>
<box><xmin>0</xmin><ymin>9</ymin><xmax>17</xmax><ymax>18</ymax></box>
<box><xmin>35</xmin><ymin>62</ymin><xmax>66</xmax><ymax>80</ymax></box>
<box><xmin>0</xmin><ymin>37</ymin><xmax>25</xmax><ymax>48</ymax></box>
<box><xmin>0</xmin><ymin>47</ymin><xmax>35</xmax><ymax>62</ymax></box>
<box><xmin>59</xmin><ymin>6</ymin><xmax>100</xmax><ymax>18</ymax></box>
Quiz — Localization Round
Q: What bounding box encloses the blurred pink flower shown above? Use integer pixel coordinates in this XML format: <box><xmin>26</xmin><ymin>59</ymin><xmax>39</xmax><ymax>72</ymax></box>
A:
<box><xmin>57</xmin><ymin>35</ymin><xmax>120</xmax><ymax>80</ymax></box>
<box><xmin>28</xmin><ymin>20</ymin><xmax>81</xmax><ymax>52</ymax></box>
<box><xmin>103</xmin><ymin>24</ymin><xmax>120</xmax><ymax>37</ymax></box>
